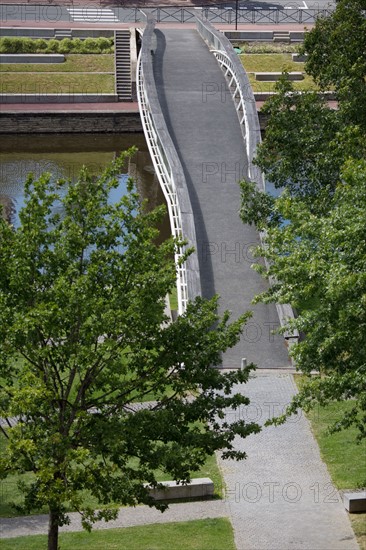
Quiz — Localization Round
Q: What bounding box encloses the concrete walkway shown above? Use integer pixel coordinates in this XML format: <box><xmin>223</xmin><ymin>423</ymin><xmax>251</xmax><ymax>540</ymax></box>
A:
<box><xmin>151</xmin><ymin>28</ymin><xmax>358</xmax><ymax>549</ymax></box>
<box><xmin>217</xmin><ymin>371</ymin><xmax>359</xmax><ymax>550</ymax></box>
<box><xmin>0</xmin><ymin>501</ymin><xmax>229</xmax><ymax>539</ymax></box>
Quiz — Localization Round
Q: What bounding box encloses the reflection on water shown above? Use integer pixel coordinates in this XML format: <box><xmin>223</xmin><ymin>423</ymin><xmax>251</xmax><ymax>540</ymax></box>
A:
<box><xmin>0</xmin><ymin>134</ymin><xmax>170</xmax><ymax>242</ymax></box>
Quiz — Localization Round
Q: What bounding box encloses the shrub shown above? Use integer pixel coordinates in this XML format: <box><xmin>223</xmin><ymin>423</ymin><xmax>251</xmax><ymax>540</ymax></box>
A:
<box><xmin>0</xmin><ymin>37</ymin><xmax>24</xmax><ymax>53</ymax></box>
<box><xmin>46</xmin><ymin>39</ymin><xmax>59</xmax><ymax>53</ymax></box>
<box><xmin>81</xmin><ymin>38</ymin><xmax>99</xmax><ymax>53</ymax></box>
<box><xmin>58</xmin><ymin>38</ymin><xmax>73</xmax><ymax>54</ymax></box>
<box><xmin>34</xmin><ymin>39</ymin><xmax>48</xmax><ymax>51</ymax></box>
<box><xmin>0</xmin><ymin>38</ymin><xmax>14</xmax><ymax>53</ymax></box>
<box><xmin>97</xmin><ymin>37</ymin><xmax>114</xmax><ymax>53</ymax></box>
<box><xmin>236</xmin><ymin>42</ymin><xmax>300</xmax><ymax>54</ymax></box>
<box><xmin>22</xmin><ymin>38</ymin><xmax>38</xmax><ymax>53</ymax></box>
<box><xmin>0</xmin><ymin>36</ymin><xmax>115</xmax><ymax>54</ymax></box>
<box><xmin>69</xmin><ymin>38</ymin><xmax>83</xmax><ymax>53</ymax></box>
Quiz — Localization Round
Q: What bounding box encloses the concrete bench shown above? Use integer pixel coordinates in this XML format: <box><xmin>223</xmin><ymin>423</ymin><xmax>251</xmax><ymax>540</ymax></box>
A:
<box><xmin>0</xmin><ymin>54</ymin><xmax>65</xmax><ymax>64</ymax></box>
<box><xmin>147</xmin><ymin>477</ymin><xmax>214</xmax><ymax>501</ymax></box>
<box><xmin>343</xmin><ymin>491</ymin><xmax>366</xmax><ymax>513</ymax></box>
<box><xmin>292</xmin><ymin>53</ymin><xmax>308</xmax><ymax>62</ymax></box>
<box><xmin>255</xmin><ymin>72</ymin><xmax>304</xmax><ymax>81</ymax></box>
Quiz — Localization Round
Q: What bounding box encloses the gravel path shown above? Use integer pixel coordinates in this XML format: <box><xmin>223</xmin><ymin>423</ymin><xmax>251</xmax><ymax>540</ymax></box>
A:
<box><xmin>0</xmin><ymin>501</ymin><xmax>229</xmax><ymax>539</ymax></box>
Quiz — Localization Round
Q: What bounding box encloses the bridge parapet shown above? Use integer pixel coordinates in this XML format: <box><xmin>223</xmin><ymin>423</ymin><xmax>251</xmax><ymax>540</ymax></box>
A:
<box><xmin>137</xmin><ymin>16</ymin><xmax>201</xmax><ymax>315</ymax></box>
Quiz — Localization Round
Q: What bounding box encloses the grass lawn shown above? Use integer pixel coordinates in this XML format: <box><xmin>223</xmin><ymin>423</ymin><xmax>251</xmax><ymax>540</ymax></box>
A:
<box><xmin>0</xmin><ymin>431</ymin><xmax>223</xmax><ymax>518</ymax></box>
<box><xmin>240</xmin><ymin>53</ymin><xmax>319</xmax><ymax>92</ymax></box>
<box><xmin>0</xmin><ymin>518</ymin><xmax>236</xmax><ymax>550</ymax></box>
<box><xmin>240</xmin><ymin>53</ymin><xmax>303</xmax><ymax>73</ymax></box>
<box><xmin>0</xmin><ymin>54</ymin><xmax>115</xmax><ymax>93</ymax></box>
<box><xmin>1</xmin><ymin>73</ymin><xmax>115</xmax><ymax>94</ymax></box>
<box><xmin>0</xmin><ymin>54</ymin><xmax>114</xmax><ymax>73</ymax></box>
<box><xmin>294</xmin><ymin>376</ymin><xmax>366</xmax><ymax>549</ymax></box>
<box><xmin>169</xmin><ymin>286</ymin><xmax>178</xmax><ymax>312</ymax></box>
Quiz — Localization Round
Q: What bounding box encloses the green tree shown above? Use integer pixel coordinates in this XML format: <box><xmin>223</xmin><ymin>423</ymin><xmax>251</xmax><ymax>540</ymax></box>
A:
<box><xmin>302</xmin><ymin>0</ymin><xmax>366</xmax><ymax>130</ymax></box>
<box><xmin>253</xmin><ymin>75</ymin><xmax>365</xmax><ymax>209</ymax></box>
<box><xmin>255</xmin><ymin>77</ymin><xmax>341</xmax><ymax>201</ymax></box>
<box><xmin>253</xmin><ymin>0</ymin><xmax>366</xmax><ymax>205</ymax></box>
<box><xmin>247</xmin><ymin>159</ymin><xmax>366</xmax><ymax>438</ymax></box>
<box><xmin>0</xmin><ymin>152</ymin><xmax>258</xmax><ymax>550</ymax></box>
<box><xmin>240</xmin><ymin>0</ymin><xmax>366</xmax><ymax>440</ymax></box>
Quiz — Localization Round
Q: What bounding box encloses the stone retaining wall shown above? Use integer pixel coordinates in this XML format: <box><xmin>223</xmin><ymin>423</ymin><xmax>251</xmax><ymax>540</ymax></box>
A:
<box><xmin>0</xmin><ymin>54</ymin><xmax>65</xmax><ymax>64</ymax></box>
<box><xmin>0</xmin><ymin>112</ymin><xmax>143</xmax><ymax>133</ymax></box>
<box><xmin>1</xmin><ymin>94</ymin><xmax>118</xmax><ymax>104</ymax></box>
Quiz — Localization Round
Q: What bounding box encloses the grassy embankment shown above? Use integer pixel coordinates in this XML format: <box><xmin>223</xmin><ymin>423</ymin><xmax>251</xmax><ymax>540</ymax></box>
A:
<box><xmin>0</xmin><ymin>54</ymin><xmax>115</xmax><ymax>94</ymax></box>
<box><xmin>294</xmin><ymin>376</ymin><xmax>366</xmax><ymax>549</ymax></box>
<box><xmin>239</xmin><ymin>52</ymin><xmax>319</xmax><ymax>93</ymax></box>
<box><xmin>0</xmin><ymin>518</ymin><xmax>236</xmax><ymax>550</ymax></box>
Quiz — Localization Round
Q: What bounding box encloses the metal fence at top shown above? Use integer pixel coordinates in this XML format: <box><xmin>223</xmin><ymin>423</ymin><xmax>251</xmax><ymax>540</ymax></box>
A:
<box><xmin>134</xmin><ymin>7</ymin><xmax>333</xmax><ymax>25</ymax></box>
<box><xmin>0</xmin><ymin>5</ymin><xmax>333</xmax><ymax>25</ymax></box>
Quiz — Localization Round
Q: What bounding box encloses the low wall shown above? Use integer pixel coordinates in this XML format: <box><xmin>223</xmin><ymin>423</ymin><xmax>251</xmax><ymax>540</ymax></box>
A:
<box><xmin>0</xmin><ymin>54</ymin><xmax>65</xmax><ymax>64</ymax></box>
<box><xmin>0</xmin><ymin>94</ymin><xmax>118</xmax><ymax>104</ymax></box>
<box><xmin>0</xmin><ymin>28</ymin><xmax>114</xmax><ymax>39</ymax></box>
<box><xmin>0</xmin><ymin>111</ymin><xmax>142</xmax><ymax>134</ymax></box>
<box><xmin>224</xmin><ymin>30</ymin><xmax>305</xmax><ymax>42</ymax></box>
<box><xmin>147</xmin><ymin>478</ymin><xmax>214</xmax><ymax>501</ymax></box>
<box><xmin>255</xmin><ymin>72</ymin><xmax>303</xmax><ymax>81</ymax></box>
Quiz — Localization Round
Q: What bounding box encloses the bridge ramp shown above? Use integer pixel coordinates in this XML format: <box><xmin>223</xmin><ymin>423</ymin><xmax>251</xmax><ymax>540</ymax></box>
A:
<box><xmin>153</xmin><ymin>28</ymin><xmax>290</xmax><ymax>369</ymax></box>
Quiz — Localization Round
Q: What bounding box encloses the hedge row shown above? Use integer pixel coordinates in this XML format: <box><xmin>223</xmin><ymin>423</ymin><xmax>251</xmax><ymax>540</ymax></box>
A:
<box><xmin>236</xmin><ymin>42</ymin><xmax>300</xmax><ymax>54</ymax></box>
<box><xmin>0</xmin><ymin>37</ymin><xmax>114</xmax><ymax>54</ymax></box>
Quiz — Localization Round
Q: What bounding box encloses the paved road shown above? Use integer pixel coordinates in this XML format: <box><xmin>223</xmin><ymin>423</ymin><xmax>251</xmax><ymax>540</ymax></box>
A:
<box><xmin>0</xmin><ymin>501</ymin><xmax>230</xmax><ymax>538</ymax></box>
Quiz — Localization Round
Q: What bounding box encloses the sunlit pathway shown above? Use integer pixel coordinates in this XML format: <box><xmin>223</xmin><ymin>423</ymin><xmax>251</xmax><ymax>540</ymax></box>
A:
<box><xmin>0</xmin><ymin>501</ymin><xmax>229</xmax><ymax>539</ymax></box>
<box><xmin>217</xmin><ymin>371</ymin><xmax>359</xmax><ymax>550</ymax></box>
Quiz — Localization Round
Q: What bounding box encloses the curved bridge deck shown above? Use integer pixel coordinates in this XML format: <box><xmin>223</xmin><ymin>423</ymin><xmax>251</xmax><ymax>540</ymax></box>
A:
<box><xmin>153</xmin><ymin>28</ymin><xmax>290</xmax><ymax>369</ymax></box>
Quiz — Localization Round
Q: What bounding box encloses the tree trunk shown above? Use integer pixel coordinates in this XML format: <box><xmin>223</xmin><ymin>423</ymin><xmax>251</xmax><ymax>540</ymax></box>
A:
<box><xmin>48</xmin><ymin>508</ymin><xmax>60</xmax><ymax>550</ymax></box>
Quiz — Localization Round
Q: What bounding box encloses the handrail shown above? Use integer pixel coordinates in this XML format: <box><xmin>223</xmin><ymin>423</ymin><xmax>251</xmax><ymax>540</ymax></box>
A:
<box><xmin>136</xmin><ymin>16</ymin><xmax>201</xmax><ymax>315</ymax></box>
<box><xmin>196</xmin><ymin>17</ymin><xmax>264</xmax><ymax>191</ymax></box>
<box><xmin>196</xmin><ymin>16</ymin><xmax>299</xmax><ymax>342</ymax></box>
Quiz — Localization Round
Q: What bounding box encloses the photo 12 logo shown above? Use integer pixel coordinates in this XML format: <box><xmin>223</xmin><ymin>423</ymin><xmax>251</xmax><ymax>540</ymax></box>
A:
<box><xmin>224</xmin><ymin>481</ymin><xmax>340</xmax><ymax>504</ymax></box>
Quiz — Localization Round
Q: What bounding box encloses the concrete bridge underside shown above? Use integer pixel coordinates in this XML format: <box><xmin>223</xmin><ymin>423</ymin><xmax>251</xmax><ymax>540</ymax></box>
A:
<box><xmin>152</xmin><ymin>28</ymin><xmax>290</xmax><ymax>369</ymax></box>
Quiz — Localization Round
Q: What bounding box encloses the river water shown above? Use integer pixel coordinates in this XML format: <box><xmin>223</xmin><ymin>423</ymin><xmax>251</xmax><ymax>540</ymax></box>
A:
<box><xmin>0</xmin><ymin>133</ymin><xmax>170</xmax><ymax>242</ymax></box>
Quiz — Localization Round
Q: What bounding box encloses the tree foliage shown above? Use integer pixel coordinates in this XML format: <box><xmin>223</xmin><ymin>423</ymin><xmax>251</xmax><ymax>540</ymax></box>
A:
<box><xmin>255</xmin><ymin>77</ymin><xmax>341</xmax><ymax>200</ymax></box>
<box><xmin>240</xmin><ymin>0</ymin><xmax>366</xmax><ymax>439</ymax></box>
<box><xmin>302</xmin><ymin>0</ymin><xmax>366</xmax><ymax>130</ymax></box>
<box><xmin>251</xmin><ymin>160</ymin><xmax>366</xmax><ymax>438</ymax></box>
<box><xmin>254</xmin><ymin>0</ymin><xmax>366</xmax><ymax>205</ymax></box>
<box><xmin>0</xmin><ymin>152</ymin><xmax>258</xmax><ymax>550</ymax></box>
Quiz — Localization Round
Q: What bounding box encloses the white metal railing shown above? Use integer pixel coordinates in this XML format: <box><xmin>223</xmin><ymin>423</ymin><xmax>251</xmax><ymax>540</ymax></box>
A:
<box><xmin>136</xmin><ymin>29</ymin><xmax>189</xmax><ymax>315</ymax></box>
<box><xmin>196</xmin><ymin>18</ymin><xmax>264</xmax><ymax>191</ymax></box>
<box><xmin>211</xmin><ymin>50</ymin><xmax>251</xmax><ymax>169</ymax></box>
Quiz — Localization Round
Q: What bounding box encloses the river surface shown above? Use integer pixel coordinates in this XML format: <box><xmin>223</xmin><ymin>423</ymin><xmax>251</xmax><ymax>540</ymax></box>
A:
<box><xmin>0</xmin><ymin>133</ymin><xmax>170</xmax><ymax>242</ymax></box>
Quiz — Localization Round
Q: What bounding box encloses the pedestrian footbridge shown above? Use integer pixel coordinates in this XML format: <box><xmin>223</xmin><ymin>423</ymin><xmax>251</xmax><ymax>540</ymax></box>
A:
<box><xmin>137</xmin><ymin>16</ymin><xmax>292</xmax><ymax>369</ymax></box>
